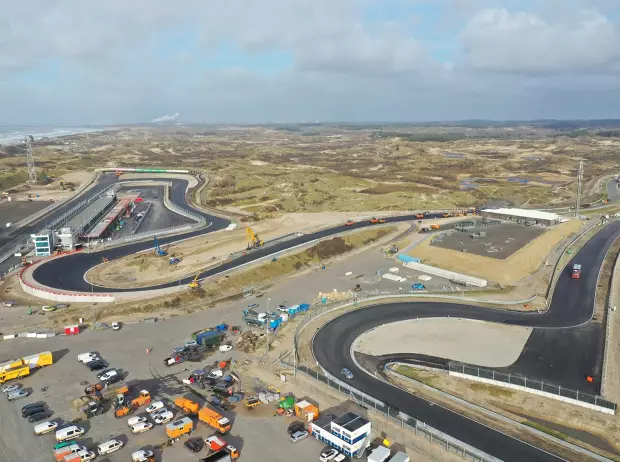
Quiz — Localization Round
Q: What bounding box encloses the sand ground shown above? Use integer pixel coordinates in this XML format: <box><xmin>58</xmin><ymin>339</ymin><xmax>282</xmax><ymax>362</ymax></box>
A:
<box><xmin>356</xmin><ymin>318</ymin><xmax>532</xmax><ymax>368</ymax></box>
<box><xmin>410</xmin><ymin>219</ymin><xmax>583</xmax><ymax>285</ymax></box>
<box><xmin>4</xmin><ymin>170</ymin><xmax>94</xmax><ymax>201</ymax></box>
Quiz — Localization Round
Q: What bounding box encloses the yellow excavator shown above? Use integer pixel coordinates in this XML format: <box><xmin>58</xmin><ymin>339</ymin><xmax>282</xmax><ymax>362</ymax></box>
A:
<box><xmin>188</xmin><ymin>272</ymin><xmax>201</xmax><ymax>289</ymax></box>
<box><xmin>246</xmin><ymin>227</ymin><xmax>264</xmax><ymax>249</ymax></box>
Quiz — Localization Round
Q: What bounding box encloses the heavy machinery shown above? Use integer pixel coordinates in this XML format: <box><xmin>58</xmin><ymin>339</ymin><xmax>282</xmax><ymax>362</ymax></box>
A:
<box><xmin>115</xmin><ymin>171</ymin><xmax>123</xmax><ymax>178</ymax></box>
<box><xmin>245</xmin><ymin>227</ymin><xmax>264</xmax><ymax>249</ymax></box>
<box><xmin>189</xmin><ymin>272</ymin><xmax>201</xmax><ymax>289</ymax></box>
<box><xmin>0</xmin><ymin>351</ymin><xmax>53</xmax><ymax>383</ymax></box>
<box><xmin>101</xmin><ymin>257</ymin><xmax>109</xmax><ymax>263</ymax></box>
<box><xmin>154</xmin><ymin>236</ymin><xmax>168</xmax><ymax>257</ymax></box>
<box><xmin>114</xmin><ymin>390</ymin><xmax>151</xmax><ymax>418</ymax></box>
<box><xmin>21</xmin><ymin>256</ymin><xmax>32</xmax><ymax>266</ymax></box>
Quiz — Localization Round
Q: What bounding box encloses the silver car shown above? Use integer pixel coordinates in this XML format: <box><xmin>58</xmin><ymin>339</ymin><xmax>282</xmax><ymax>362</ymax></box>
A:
<box><xmin>290</xmin><ymin>430</ymin><xmax>309</xmax><ymax>443</ymax></box>
<box><xmin>7</xmin><ymin>389</ymin><xmax>29</xmax><ymax>401</ymax></box>
<box><xmin>2</xmin><ymin>384</ymin><xmax>21</xmax><ymax>394</ymax></box>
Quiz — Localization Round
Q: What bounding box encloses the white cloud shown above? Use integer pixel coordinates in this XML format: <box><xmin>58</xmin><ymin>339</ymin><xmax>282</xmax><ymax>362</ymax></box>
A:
<box><xmin>459</xmin><ymin>8</ymin><xmax>620</xmax><ymax>74</ymax></box>
<box><xmin>151</xmin><ymin>113</ymin><xmax>180</xmax><ymax>124</ymax></box>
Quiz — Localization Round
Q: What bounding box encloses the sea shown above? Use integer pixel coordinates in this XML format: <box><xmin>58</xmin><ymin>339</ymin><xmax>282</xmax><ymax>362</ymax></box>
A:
<box><xmin>0</xmin><ymin>126</ymin><xmax>107</xmax><ymax>146</ymax></box>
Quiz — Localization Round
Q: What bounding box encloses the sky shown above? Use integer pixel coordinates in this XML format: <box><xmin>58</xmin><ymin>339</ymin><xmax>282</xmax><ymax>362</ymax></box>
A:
<box><xmin>0</xmin><ymin>0</ymin><xmax>619</xmax><ymax>125</ymax></box>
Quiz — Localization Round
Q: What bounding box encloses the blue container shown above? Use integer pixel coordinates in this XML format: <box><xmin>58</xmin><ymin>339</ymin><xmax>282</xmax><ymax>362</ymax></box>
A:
<box><xmin>398</xmin><ymin>254</ymin><xmax>420</xmax><ymax>263</ymax></box>
<box><xmin>298</xmin><ymin>303</ymin><xmax>310</xmax><ymax>312</ymax></box>
<box><xmin>287</xmin><ymin>304</ymin><xmax>300</xmax><ymax>315</ymax></box>
<box><xmin>269</xmin><ymin>318</ymin><xmax>282</xmax><ymax>329</ymax></box>
<box><xmin>215</xmin><ymin>323</ymin><xmax>228</xmax><ymax>332</ymax></box>
<box><xmin>195</xmin><ymin>330</ymin><xmax>221</xmax><ymax>346</ymax></box>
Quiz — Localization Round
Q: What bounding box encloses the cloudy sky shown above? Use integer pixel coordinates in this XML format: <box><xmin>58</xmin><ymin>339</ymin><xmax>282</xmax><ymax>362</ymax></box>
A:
<box><xmin>1</xmin><ymin>0</ymin><xmax>619</xmax><ymax>125</ymax></box>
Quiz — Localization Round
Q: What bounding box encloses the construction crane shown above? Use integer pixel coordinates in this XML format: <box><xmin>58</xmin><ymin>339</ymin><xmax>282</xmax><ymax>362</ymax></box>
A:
<box><xmin>154</xmin><ymin>236</ymin><xmax>167</xmax><ymax>256</ymax></box>
<box><xmin>188</xmin><ymin>272</ymin><xmax>201</xmax><ymax>290</ymax></box>
<box><xmin>245</xmin><ymin>227</ymin><xmax>264</xmax><ymax>249</ymax></box>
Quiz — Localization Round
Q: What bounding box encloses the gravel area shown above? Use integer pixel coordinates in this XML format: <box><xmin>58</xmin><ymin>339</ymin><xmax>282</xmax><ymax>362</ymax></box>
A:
<box><xmin>356</xmin><ymin>318</ymin><xmax>532</xmax><ymax>368</ymax></box>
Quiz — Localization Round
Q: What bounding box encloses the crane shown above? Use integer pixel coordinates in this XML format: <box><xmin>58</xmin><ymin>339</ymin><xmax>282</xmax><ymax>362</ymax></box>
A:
<box><xmin>188</xmin><ymin>272</ymin><xmax>201</xmax><ymax>289</ymax></box>
<box><xmin>154</xmin><ymin>236</ymin><xmax>167</xmax><ymax>256</ymax></box>
<box><xmin>245</xmin><ymin>227</ymin><xmax>264</xmax><ymax>249</ymax></box>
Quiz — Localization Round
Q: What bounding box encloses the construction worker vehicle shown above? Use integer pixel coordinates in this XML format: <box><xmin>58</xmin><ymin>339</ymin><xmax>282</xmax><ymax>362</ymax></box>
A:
<box><xmin>344</xmin><ymin>219</ymin><xmax>355</xmax><ymax>226</ymax></box>
<box><xmin>244</xmin><ymin>396</ymin><xmax>261</xmax><ymax>409</ymax></box>
<box><xmin>0</xmin><ymin>351</ymin><xmax>53</xmax><ymax>384</ymax></box>
<box><xmin>245</xmin><ymin>227</ymin><xmax>264</xmax><ymax>249</ymax></box>
<box><xmin>369</xmin><ymin>217</ymin><xmax>385</xmax><ymax>224</ymax></box>
<box><xmin>174</xmin><ymin>396</ymin><xmax>200</xmax><ymax>415</ymax></box>
<box><xmin>189</xmin><ymin>272</ymin><xmax>201</xmax><ymax>290</ymax></box>
<box><xmin>154</xmin><ymin>236</ymin><xmax>168</xmax><ymax>256</ymax></box>
<box><xmin>198</xmin><ymin>406</ymin><xmax>232</xmax><ymax>434</ymax></box>
<box><xmin>205</xmin><ymin>436</ymin><xmax>240</xmax><ymax>459</ymax></box>
<box><xmin>165</xmin><ymin>416</ymin><xmax>194</xmax><ymax>439</ymax></box>
<box><xmin>114</xmin><ymin>390</ymin><xmax>151</xmax><ymax>418</ymax></box>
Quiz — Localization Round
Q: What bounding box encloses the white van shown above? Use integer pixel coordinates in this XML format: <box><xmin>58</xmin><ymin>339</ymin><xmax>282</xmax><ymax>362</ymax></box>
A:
<box><xmin>77</xmin><ymin>352</ymin><xmax>97</xmax><ymax>363</ymax></box>
<box><xmin>97</xmin><ymin>439</ymin><xmax>124</xmax><ymax>455</ymax></box>
<box><xmin>130</xmin><ymin>422</ymin><xmax>153</xmax><ymax>434</ymax></box>
<box><xmin>55</xmin><ymin>425</ymin><xmax>85</xmax><ymax>442</ymax></box>
<box><xmin>34</xmin><ymin>420</ymin><xmax>58</xmax><ymax>435</ymax></box>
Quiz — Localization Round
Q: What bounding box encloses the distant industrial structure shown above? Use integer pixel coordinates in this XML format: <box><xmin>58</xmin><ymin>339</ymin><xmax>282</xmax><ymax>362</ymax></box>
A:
<box><xmin>25</xmin><ymin>135</ymin><xmax>36</xmax><ymax>183</ymax></box>
<box><xmin>480</xmin><ymin>208</ymin><xmax>562</xmax><ymax>226</ymax></box>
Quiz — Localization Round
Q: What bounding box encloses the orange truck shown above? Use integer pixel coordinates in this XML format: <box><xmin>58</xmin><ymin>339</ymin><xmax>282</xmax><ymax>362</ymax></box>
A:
<box><xmin>206</xmin><ymin>436</ymin><xmax>240</xmax><ymax>459</ymax></box>
<box><xmin>199</xmin><ymin>406</ymin><xmax>232</xmax><ymax>434</ymax></box>
<box><xmin>174</xmin><ymin>396</ymin><xmax>200</xmax><ymax>415</ymax></box>
<box><xmin>165</xmin><ymin>416</ymin><xmax>194</xmax><ymax>439</ymax></box>
<box><xmin>54</xmin><ymin>444</ymin><xmax>85</xmax><ymax>461</ymax></box>
<box><xmin>430</xmin><ymin>224</ymin><xmax>440</xmax><ymax>230</ymax></box>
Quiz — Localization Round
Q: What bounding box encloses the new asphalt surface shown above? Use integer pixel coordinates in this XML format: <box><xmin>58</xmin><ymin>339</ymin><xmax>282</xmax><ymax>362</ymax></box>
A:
<box><xmin>313</xmin><ymin>220</ymin><xmax>620</xmax><ymax>462</ymax></box>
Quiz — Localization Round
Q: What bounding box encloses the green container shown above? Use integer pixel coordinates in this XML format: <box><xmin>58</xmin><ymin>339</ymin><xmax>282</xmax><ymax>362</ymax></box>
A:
<box><xmin>280</xmin><ymin>396</ymin><xmax>295</xmax><ymax>410</ymax></box>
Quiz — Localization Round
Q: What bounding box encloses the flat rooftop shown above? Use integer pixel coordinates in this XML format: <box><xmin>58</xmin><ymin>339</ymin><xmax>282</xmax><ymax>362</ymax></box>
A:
<box><xmin>332</xmin><ymin>412</ymin><xmax>369</xmax><ymax>432</ymax></box>
<box><xmin>82</xmin><ymin>197</ymin><xmax>135</xmax><ymax>238</ymax></box>
<box><xmin>63</xmin><ymin>194</ymin><xmax>115</xmax><ymax>236</ymax></box>
<box><xmin>481</xmin><ymin>207</ymin><xmax>561</xmax><ymax>221</ymax></box>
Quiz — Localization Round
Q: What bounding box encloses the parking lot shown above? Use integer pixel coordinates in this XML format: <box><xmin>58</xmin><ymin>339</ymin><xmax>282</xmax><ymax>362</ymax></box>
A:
<box><xmin>0</xmin><ymin>314</ymin><xmax>332</xmax><ymax>462</ymax></box>
<box><xmin>429</xmin><ymin>222</ymin><xmax>546</xmax><ymax>260</ymax></box>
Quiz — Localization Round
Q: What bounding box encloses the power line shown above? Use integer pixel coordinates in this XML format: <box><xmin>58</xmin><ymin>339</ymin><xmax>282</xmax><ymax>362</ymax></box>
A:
<box><xmin>576</xmin><ymin>159</ymin><xmax>584</xmax><ymax>218</ymax></box>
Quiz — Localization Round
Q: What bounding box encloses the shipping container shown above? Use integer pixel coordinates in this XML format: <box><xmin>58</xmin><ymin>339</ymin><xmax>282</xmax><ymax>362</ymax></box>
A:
<box><xmin>397</xmin><ymin>255</ymin><xmax>420</xmax><ymax>264</ymax></box>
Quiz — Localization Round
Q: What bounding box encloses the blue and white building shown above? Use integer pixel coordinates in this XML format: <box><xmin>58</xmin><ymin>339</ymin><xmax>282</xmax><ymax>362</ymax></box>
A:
<box><xmin>309</xmin><ymin>412</ymin><xmax>371</xmax><ymax>457</ymax></box>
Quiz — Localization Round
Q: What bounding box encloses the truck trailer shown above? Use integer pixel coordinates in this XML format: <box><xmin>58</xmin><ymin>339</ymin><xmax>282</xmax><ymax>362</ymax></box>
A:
<box><xmin>572</xmin><ymin>263</ymin><xmax>582</xmax><ymax>279</ymax></box>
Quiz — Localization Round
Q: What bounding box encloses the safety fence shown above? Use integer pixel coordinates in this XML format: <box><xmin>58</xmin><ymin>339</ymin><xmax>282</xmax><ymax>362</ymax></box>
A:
<box><xmin>163</xmin><ymin>183</ymin><xmax>206</xmax><ymax>224</ymax></box>
<box><xmin>12</xmin><ymin>199</ymin><xmax>66</xmax><ymax>229</ymax></box>
<box><xmin>448</xmin><ymin>362</ymin><xmax>616</xmax><ymax>414</ymax></box>
<box><xmin>600</xmin><ymin>247</ymin><xmax>620</xmax><ymax>399</ymax></box>
<box><xmin>287</xmin><ymin>297</ymin><xmax>503</xmax><ymax>462</ymax></box>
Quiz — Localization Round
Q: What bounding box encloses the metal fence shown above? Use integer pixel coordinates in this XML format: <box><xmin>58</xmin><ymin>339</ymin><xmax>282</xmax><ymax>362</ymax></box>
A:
<box><xmin>448</xmin><ymin>362</ymin><xmax>616</xmax><ymax>412</ymax></box>
<box><xmin>287</xmin><ymin>299</ymin><xmax>502</xmax><ymax>462</ymax></box>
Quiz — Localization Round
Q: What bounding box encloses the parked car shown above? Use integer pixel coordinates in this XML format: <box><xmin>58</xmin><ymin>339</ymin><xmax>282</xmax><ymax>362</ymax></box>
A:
<box><xmin>96</xmin><ymin>369</ymin><xmax>118</xmax><ymax>381</ymax></box>
<box><xmin>73</xmin><ymin>449</ymin><xmax>96</xmax><ymax>461</ymax></box>
<box><xmin>184</xmin><ymin>437</ymin><xmax>204</xmax><ymax>452</ymax></box>
<box><xmin>132</xmin><ymin>450</ymin><xmax>154</xmax><ymax>461</ymax></box>
<box><xmin>41</xmin><ymin>305</ymin><xmax>56</xmax><ymax>312</ymax></box>
<box><xmin>145</xmin><ymin>400</ymin><xmax>164</xmax><ymax>414</ymax></box>
<box><xmin>219</xmin><ymin>344</ymin><xmax>233</xmax><ymax>352</ymax></box>
<box><xmin>103</xmin><ymin>373</ymin><xmax>122</xmax><ymax>385</ymax></box>
<box><xmin>87</xmin><ymin>360</ymin><xmax>108</xmax><ymax>371</ymax></box>
<box><xmin>290</xmin><ymin>430</ymin><xmax>309</xmax><ymax>443</ymax></box>
<box><xmin>277</xmin><ymin>304</ymin><xmax>288</xmax><ymax>313</ymax></box>
<box><xmin>320</xmin><ymin>447</ymin><xmax>340</xmax><ymax>461</ymax></box>
<box><xmin>7</xmin><ymin>389</ymin><xmax>29</xmax><ymax>401</ymax></box>
<box><xmin>287</xmin><ymin>421</ymin><xmax>306</xmax><ymax>435</ymax></box>
<box><xmin>131</xmin><ymin>422</ymin><xmax>154</xmax><ymax>434</ymax></box>
<box><xmin>55</xmin><ymin>304</ymin><xmax>68</xmax><ymax>309</ymax></box>
<box><xmin>127</xmin><ymin>416</ymin><xmax>147</xmax><ymax>427</ymax></box>
<box><xmin>28</xmin><ymin>411</ymin><xmax>50</xmax><ymax>423</ymax></box>
<box><xmin>22</xmin><ymin>404</ymin><xmax>46</xmax><ymax>418</ymax></box>
<box><xmin>77</xmin><ymin>353</ymin><xmax>100</xmax><ymax>364</ymax></box>
<box><xmin>34</xmin><ymin>420</ymin><xmax>58</xmax><ymax>435</ymax></box>
<box><xmin>341</xmin><ymin>368</ymin><xmax>354</xmax><ymax>380</ymax></box>
<box><xmin>22</xmin><ymin>402</ymin><xmax>45</xmax><ymax>416</ymax></box>
<box><xmin>112</xmin><ymin>321</ymin><xmax>121</xmax><ymax>331</ymax></box>
<box><xmin>152</xmin><ymin>410</ymin><xmax>174</xmax><ymax>424</ymax></box>
<box><xmin>2</xmin><ymin>384</ymin><xmax>21</xmax><ymax>394</ymax></box>
<box><xmin>97</xmin><ymin>439</ymin><xmax>124</xmax><ymax>455</ymax></box>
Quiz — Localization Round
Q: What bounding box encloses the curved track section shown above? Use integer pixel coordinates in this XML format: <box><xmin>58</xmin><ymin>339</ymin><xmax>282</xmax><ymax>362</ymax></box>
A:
<box><xmin>33</xmin><ymin>181</ymin><xmax>445</xmax><ymax>292</ymax></box>
<box><xmin>313</xmin><ymin>221</ymin><xmax>620</xmax><ymax>462</ymax></box>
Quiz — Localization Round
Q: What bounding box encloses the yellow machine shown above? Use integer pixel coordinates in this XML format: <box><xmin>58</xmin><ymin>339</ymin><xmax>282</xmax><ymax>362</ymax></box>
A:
<box><xmin>188</xmin><ymin>272</ymin><xmax>201</xmax><ymax>289</ymax></box>
<box><xmin>245</xmin><ymin>227</ymin><xmax>264</xmax><ymax>249</ymax></box>
<box><xmin>0</xmin><ymin>365</ymin><xmax>30</xmax><ymax>384</ymax></box>
<box><xmin>1</xmin><ymin>351</ymin><xmax>53</xmax><ymax>373</ymax></box>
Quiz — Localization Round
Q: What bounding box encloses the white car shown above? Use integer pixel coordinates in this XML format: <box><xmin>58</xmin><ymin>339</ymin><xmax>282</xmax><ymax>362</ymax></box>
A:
<box><xmin>34</xmin><ymin>420</ymin><xmax>58</xmax><ymax>435</ymax></box>
<box><xmin>320</xmin><ymin>448</ymin><xmax>340</xmax><ymax>461</ymax></box>
<box><xmin>185</xmin><ymin>340</ymin><xmax>198</xmax><ymax>348</ymax></box>
<box><xmin>112</xmin><ymin>322</ymin><xmax>121</xmax><ymax>331</ymax></box>
<box><xmin>145</xmin><ymin>400</ymin><xmax>164</xmax><ymax>414</ymax></box>
<box><xmin>131</xmin><ymin>421</ymin><xmax>154</xmax><ymax>434</ymax></box>
<box><xmin>2</xmin><ymin>384</ymin><xmax>21</xmax><ymax>394</ymax></box>
<box><xmin>127</xmin><ymin>416</ymin><xmax>147</xmax><ymax>427</ymax></box>
<box><xmin>132</xmin><ymin>449</ymin><xmax>154</xmax><ymax>462</ymax></box>
<box><xmin>219</xmin><ymin>344</ymin><xmax>234</xmax><ymax>352</ymax></box>
<box><xmin>208</xmin><ymin>369</ymin><xmax>223</xmax><ymax>379</ymax></box>
<box><xmin>41</xmin><ymin>305</ymin><xmax>56</xmax><ymax>312</ymax></box>
<box><xmin>74</xmin><ymin>449</ymin><xmax>97</xmax><ymax>461</ymax></box>
<box><xmin>152</xmin><ymin>410</ymin><xmax>174</xmax><ymax>424</ymax></box>
<box><xmin>77</xmin><ymin>352</ymin><xmax>98</xmax><ymax>363</ymax></box>
<box><xmin>98</xmin><ymin>370</ymin><xmax>118</xmax><ymax>382</ymax></box>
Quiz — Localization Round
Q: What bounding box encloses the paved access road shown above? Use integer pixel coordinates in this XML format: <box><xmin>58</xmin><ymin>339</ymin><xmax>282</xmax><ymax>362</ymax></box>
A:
<box><xmin>313</xmin><ymin>220</ymin><xmax>620</xmax><ymax>462</ymax></box>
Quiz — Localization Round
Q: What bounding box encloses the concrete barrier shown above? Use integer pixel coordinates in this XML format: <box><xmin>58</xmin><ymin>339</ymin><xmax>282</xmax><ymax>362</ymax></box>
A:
<box><xmin>2</xmin><ymin>334</ymin><xmax>15</xmax><ymax>340</ymax></box>
<box><xmin>402</xmin><ymin>261</ymin><xmax>487</xmax><ymax>287</ymax></box>
<box><xmin>449</xmin><ymin>371</ymin><xmax>615</xmax><ymax>415</ymax></box>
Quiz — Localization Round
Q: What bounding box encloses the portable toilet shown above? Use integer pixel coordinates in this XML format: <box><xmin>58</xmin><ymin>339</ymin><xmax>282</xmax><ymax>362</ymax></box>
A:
<box><xmin>298</xmin><ymin>303</ymin><xmax>310</xmax><ymax>312</ymax></box>
<box><xmin>287</xmin><ymin>305</ymin><xmax>300</xmax><ymax>316</ymax></box>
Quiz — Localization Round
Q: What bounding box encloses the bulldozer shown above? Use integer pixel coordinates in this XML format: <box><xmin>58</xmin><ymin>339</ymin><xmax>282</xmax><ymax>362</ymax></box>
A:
<box><xmin>114</xmin><ymin>390</ymin><xmax>151</xmax><ymax>418</ymax></box>
<box><xmin>245</xmin><ymin>227</ymin><xmax>264</xmax><ymax>249</ymax></box>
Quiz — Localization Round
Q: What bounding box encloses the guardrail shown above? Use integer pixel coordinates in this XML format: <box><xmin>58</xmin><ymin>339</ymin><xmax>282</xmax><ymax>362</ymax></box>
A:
<box><xmin>448</xmin><ymin>362</ymin><xmax>615</xmax><ymax>414</ymax></box>
<box><xmin>601</xmin><ymin>250</ymin><xmax>620</xmax><ymax>399</ymax></box>
<box><xmin>163</xmin><ymin>184</ymin><xmax>206</xmax><ymax>224</ymax></box>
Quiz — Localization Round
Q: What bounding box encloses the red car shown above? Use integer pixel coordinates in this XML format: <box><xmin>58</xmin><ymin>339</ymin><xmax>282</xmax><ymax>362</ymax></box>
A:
<box><xmin>345</xmin><ymin>220</ymin><xmax>355</xmax><ymax>226</ymax></box>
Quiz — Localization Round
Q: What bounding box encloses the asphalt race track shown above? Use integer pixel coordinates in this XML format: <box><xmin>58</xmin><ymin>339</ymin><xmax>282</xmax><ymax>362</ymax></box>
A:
<box><xmin>313</xmin><ymin>220</ymin><xmax>620</xmax><ymax>462</ymax></box>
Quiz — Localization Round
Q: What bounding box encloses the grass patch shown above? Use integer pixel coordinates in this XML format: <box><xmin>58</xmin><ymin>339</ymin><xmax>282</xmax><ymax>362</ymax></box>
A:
<box><xmin>522</xmin><ymin>421</ymin><xmax>569</xmax><ymax>441</ymax></box>
<box><xmin>469</xmin><ymin>382</ymin><xmax>516</xmax><ymax>398</ymax></box>
<box><xmin>393</xmin><ymin>365</ymin><xmax>439</xmax><ymax>386</ymax></box>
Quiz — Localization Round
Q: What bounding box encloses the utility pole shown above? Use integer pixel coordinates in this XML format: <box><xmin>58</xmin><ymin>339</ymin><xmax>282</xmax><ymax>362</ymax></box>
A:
<box><xmin>25</xmin><ymin>135</ymin><xmax>37</xmax><ymax>183</ymax></box>
<box><xmin>576</xmin><ymin>159</ymin><xmax>584</xmax><ymax>219</ymax></box>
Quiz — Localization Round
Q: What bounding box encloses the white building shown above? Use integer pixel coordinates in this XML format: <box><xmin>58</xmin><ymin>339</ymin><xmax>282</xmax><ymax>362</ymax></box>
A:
<box><xmin>480</xmin><ymin>208</ymin><xmax>561</xmax><ymax>226</ymax></box>
<box><xmin>30</xmin><ymin>231</ymin><xmax>53</xmax><ymax>257</ymax></box>
<box><xmin>309</xmin><ymin>412</ymin><xmax>371</xmax><ymax>457</ymax></box>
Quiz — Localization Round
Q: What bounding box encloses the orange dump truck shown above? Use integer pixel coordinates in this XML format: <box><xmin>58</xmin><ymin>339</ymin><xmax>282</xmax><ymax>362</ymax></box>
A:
<box><xmin>165</xmin><ymin>416</ymin><xmax>194</xmax><ymax>439</ymax></box>
<box><xmin>198</xmin><ymin>406</ymin><xmax>232</xmax><ymax>434</ymax></box>
<box><xmin>174</xmin><ymin>396</ymin><xmax>200</xmax><ymax>415</ymax></box>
